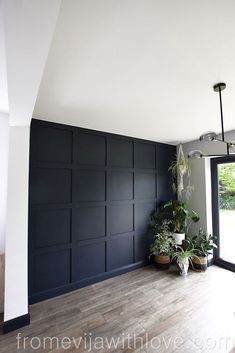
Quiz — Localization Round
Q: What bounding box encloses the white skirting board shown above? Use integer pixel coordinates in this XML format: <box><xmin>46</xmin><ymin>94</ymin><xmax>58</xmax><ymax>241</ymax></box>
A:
<box><xmin>0</xmin><ymin>254</ymin><xmax>5</xmax><ymax>313</ymax></box>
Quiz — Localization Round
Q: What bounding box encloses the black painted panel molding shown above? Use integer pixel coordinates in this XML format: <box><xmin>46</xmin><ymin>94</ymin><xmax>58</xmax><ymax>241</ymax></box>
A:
<box><xmin>29</xmin><ymin>119</ymin><xmax>176</xmax><ymax>303</ymax></box>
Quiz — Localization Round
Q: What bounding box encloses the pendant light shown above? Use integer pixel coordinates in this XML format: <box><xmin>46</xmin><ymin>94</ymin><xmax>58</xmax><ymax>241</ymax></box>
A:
<box><xmin>188</xmin><ymin>83</ymin><xmax>235</xmax><ymax>159</ymax></box>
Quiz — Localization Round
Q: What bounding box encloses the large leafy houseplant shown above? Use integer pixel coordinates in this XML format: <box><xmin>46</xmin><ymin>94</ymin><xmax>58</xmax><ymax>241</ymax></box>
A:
<box><xmin>186</xmin><ymin>229</ymin><xmax>217</xmax><ymax>271</ymax></box>
<box><xmin>161</xmin><ymin>200</ymin><xmax>200</xmax><ymax>245</ymax></box>
<box><xmin>150</xmin><ymin>200</ymin><xmax>200</xmax><ymax>245</ymax></box>
<box><xmin>187</xmin><ymin>229</ymin><xmax>217</xmax><ymax>257</ymax></box>
<box><xmin>150</xmin><ymin>220</ymin><xmax>175</xmax><ymax>269</ymax></box>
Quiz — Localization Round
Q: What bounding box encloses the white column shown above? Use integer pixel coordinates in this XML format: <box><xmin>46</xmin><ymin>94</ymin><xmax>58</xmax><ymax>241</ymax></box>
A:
<box><xmin>0</xmin><ymin>113</ymin><xmax>9</xmax><ymax>254</ymax></box>
<box><xmin>0</xmin><ymin>113</ymin><xmax>9</xmax><ymax>313</ymax></box>
<box><xmin>4</xmin><ymin>126</ymin><xmax>30</xmax><ymax>321</ymax></box>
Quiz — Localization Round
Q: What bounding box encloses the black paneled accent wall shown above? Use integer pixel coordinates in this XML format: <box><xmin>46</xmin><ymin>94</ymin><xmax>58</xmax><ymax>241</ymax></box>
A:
<box><xmin>29</xmin><ymin>119</ymin><xmax>176</xmax><ymax>303</ymax></box>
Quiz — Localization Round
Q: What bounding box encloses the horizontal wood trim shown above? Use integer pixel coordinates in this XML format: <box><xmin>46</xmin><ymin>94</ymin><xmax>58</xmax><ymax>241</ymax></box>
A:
<box><xmin>33</xmin><ymin>118</ymin><xmax>175</xmax><ymax>148</ymax></box>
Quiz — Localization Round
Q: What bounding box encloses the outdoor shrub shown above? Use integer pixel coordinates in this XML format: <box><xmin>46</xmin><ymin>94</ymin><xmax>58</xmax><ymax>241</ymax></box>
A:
<box><xmin>219</xmin><ymin>195</ymin><xmax>235</xmax><ymax>210</ymax></box>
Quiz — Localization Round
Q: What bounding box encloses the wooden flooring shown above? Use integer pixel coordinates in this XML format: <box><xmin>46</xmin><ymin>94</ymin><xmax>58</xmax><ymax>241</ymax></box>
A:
<box><xmin>0</xmin><ymin>265</ymin><xmax>235</xmax><ymax>353</ymax></box>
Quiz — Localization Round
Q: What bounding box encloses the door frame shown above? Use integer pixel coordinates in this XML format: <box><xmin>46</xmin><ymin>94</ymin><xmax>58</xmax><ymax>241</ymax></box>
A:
<box><xmin>211</xmin><ymin>156</ymin><xmax>235</xmax><ymax>272</ymax></box>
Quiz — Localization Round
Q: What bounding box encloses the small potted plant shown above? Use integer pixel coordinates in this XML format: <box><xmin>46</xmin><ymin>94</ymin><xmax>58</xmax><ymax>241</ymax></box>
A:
<box><xmin>149</xmin><ymin>220</ymin><xmax>175</xmax><ymax>270</ymax></box>
<box><xmin>187</xmin><ymin>229</ymin><xmax>217</xmax><ymax>271</ymax></box>
<box><xmin>172</xmin><ymin>247</ymin><xmax>196</xmax><ymax>277</ymax></box>
<box><xmin>163</xmin><ymin>200</ymin><xmax>200</xmax><ymax>246</ymax></box>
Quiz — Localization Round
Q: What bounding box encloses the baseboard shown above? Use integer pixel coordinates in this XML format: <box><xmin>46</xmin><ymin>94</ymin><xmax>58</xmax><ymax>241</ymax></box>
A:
<box><xmin>29</xmin><ymin>260</ymin><xmax>149</xmax><ymax>304</ymax></box>
<box><xmin>0</xmin><ymin>254</ymin><xmax>5</xmax><ymax>314</ymax></box>
<box><xmin>3</xmin><ymin>313</ymin><xmax>30</xmax><ymax>334</ymax></box>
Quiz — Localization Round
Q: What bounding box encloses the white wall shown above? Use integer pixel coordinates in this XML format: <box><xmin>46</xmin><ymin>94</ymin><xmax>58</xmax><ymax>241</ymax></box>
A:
<box><xmin>1</xmin><ymin>0</ymin><xmax>62</xmax><ymax>323</ymax></box>
<box><xmin>4</xmin><ymin>126</ymin><xmax>30</xmax><ymax>321</ymax></box>
<box><xmin>0</xmin><ymin>113</ymin><xmax>9</xmax><ymax>254</ymax></box>
<box><xmin>0</xmin><ymin>0</ymin><xmax>8</xmax><ymax>113</ymax></box>
<box><xmin>182</xmin><ymin>130</ymin><xmax>235</xmax><ymax>235</ymax></box>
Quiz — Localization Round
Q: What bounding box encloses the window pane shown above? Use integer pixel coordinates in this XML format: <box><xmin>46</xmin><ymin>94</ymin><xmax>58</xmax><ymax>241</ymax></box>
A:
<box><xmin>218</xmin><ymin>163</ymin><xmax>235</xmax><ymax>263</ymax></box>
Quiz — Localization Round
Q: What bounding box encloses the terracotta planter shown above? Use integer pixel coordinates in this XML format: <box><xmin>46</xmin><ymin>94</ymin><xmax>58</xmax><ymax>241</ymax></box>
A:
<box><xmin>173</xmin><ymin>233</ymin><xmax>185</xmax><ymax>245</ymax></box>
<box><xmin>192</xmin><ymin>256</ymin><xmax>208</xmax><ymax>272</ymax></box>
<box><xmin>154</xmin><ymin>255</ymin><xmax>171</xmax><ymax>270</ymax></box>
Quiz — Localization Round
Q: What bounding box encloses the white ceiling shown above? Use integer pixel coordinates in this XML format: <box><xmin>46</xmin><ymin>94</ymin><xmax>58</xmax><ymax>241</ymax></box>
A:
<box><xmin>34</xmin><ymin>0</ymin><xmax>235</xmax><ymax>143</ymax></box>
<box><xmin>2</xmin><ymin>0</ymin><xmax>61</xmax><ymax>125</ymax></box>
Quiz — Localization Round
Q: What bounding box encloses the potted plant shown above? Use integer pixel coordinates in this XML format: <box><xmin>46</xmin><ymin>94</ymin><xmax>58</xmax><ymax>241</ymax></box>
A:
<box><xmin>169</xmin><ymin>143</ymin><xmax>194</xmax><ymax>199</ymax></box>
<box><xmin>149</xmin><ymin>220</ymin><xmax>175</xmax><ymax>270</ymax></box>
<box><xmin>186</xmin><ymin>229</ymin><xmax>217</xmax><ymax>271</ymax></box>
<box><xmin>163</xmin><ymin>200</ymin><xmax>200</xmax><ymax>246</ymax></box>
<box><xmin>172</xmin><ymin>247</ymin><xmax>196</xmax><ymax>277</ymax></box>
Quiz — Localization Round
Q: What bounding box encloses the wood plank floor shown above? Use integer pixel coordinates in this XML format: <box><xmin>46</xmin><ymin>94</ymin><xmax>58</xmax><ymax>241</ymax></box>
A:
<box><xmin>0</xmin><ymin>265</ymin><xmax>235</xmax><ymax>353</ymax></box>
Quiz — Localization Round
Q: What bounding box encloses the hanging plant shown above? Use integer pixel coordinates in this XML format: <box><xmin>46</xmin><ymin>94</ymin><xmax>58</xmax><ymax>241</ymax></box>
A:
<box><xmin>169</xmin><ymin>143</ymin><xmax>194</xmax><ymax>199</ymax></box>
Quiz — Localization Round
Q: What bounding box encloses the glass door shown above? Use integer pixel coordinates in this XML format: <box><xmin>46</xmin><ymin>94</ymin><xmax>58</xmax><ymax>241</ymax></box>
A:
<box><xmin>211</xmin><ymin>157</ymin><xmax>235</xmax><ymax>271</ymax></box>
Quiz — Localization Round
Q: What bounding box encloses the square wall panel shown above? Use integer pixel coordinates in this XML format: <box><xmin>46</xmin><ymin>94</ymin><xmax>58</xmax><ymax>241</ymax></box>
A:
<box><xmin>135</xmin><ymin>202</ymin><xmax>156</xmax><ymax>233</ymax></box>
<box><xmin>157</xmin><ymin>145</ymin><xmax>176</xmax><ymax>171</ymax></box>
<box><xmin>108</xmin><ymin>172</ymin><xmax>133</xmax><ymax>201</ymax></box>
<box><xmin>33</xmin><ymin>249</ymin><xmax>70</xmax><ymax>293</ymax></box>
<box><xmin>108</xmin><ymin>204</ymin><xmax>133</xmax><ymax>235</ymax></box>
<box><xmin>31</xmin><ymin>126</ymin><xmax>72</xmax><ymax>163</ymax></box>
<box><xmin>108</xmin><ymin>138</ymin><xmax>133</xmax><ymax>167</ymax></box>
<box><xmin>108</xmin><ymin>237</ymin><xmax>134</xmax><ymax>270</ymax></box>
<box><xmin>30</xmin><ymin>168</ymin><xmax>71</xmax><ymax>204</ymax></box>
<box><xmin>157</xmin><ymin>172</ymin><xmax>174</xmax><ymax>202</ymax></box>
<box><xmin>73</xmin><ymin>207</ymin><xmax>106</xmax><ymax>241</ymax></box>
<box><xmin>134</xmin><ymin>173</ymin><xmax>156</xmax><ymax>199</ymax></box>
<box><xmin>135</xmin><ymin>234</ymin><xmax>153</xmax><ymax>262</ymax></box>
<box><xmin>32</xmin><ymin>209</ymin><xmax>71</xmax><ymax>248</ymax></box>
<box><xmin>72</xmin><ymin>242</ymin><xmax>106</xmax><ymax>281</ymax></box>
<box><xmin>134</xmin><ymin>142</ymin><xmax>155</xmax><ymax>169</ymax></box>
<box><xmin>73</xmin><ymin>170</ymin><xmax>106</xmax><ymax>202</ymax></box>
<box><xmin>77</xmin><ymin>133</ymin><xmax>105</xmax><ymax>166</ymax></box>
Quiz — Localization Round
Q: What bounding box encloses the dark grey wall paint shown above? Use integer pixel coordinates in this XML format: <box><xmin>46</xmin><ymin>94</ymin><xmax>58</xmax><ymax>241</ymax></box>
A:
<box><xmin>29</xmin><ymin>119</ymin><xmax>176</xmax><ymax>303</ymax></box>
